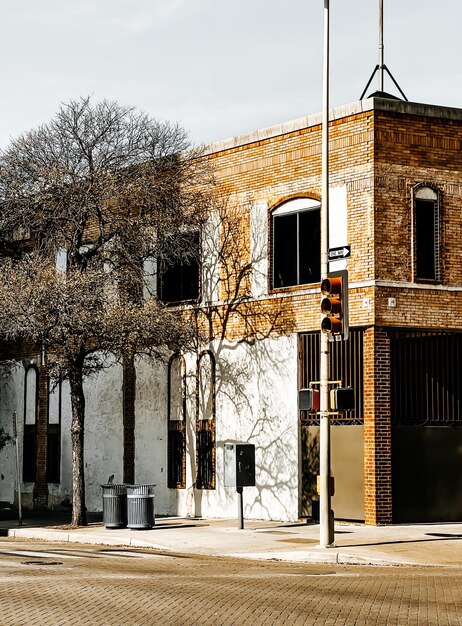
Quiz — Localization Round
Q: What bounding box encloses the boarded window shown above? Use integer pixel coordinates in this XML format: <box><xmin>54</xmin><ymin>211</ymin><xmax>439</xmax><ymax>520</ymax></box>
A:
<box><xmin>158</xmin><ymin>232</ymin><xmax>200</xmax><ymax>303</ymax></box>
<box><xmin>272</xmin><ymin>199</ymin><xmax>320</xmax><ymax>288</ymax></box>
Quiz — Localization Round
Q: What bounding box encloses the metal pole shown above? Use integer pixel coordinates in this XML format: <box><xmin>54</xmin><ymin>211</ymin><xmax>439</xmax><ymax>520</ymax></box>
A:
<box><xmin>379</xmin><ymin>0</ymin><xmax>384</xmax><ymax>91</ymax></box>
<box><xmin>237</xmin><ymin>487</ymin><xmax>244</xmax><ymax>529</ymax></box>
<box><xmin>320</xmin><ymin>0</ymin><xmax>334</xmax><ymax>548</ymax></box>
<box><xmin>13</xmin><ymin>411</ymin><xmax>22</xmax><ymax>526</ymax></box>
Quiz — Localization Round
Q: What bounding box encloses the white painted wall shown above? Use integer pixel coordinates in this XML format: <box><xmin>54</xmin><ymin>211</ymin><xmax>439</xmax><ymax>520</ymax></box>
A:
<box><xmin>211</xmin><ymin>334</ymin><xmax>299</xmax><ymax>521</ymax></box>
<box><xmin>250</xmin><ymin>201</ymin><xmax>269</xmax><ymax>297</ymax></box>
<box><xmin>0</xmin><ymin>357</ymin><xmax>123</xmax><ymax>512</ymax></box>
<box><xmin>1</xmin><ymin>336</ymin><xmax>300</xmax><ymax>522</ymax></box>
<box><xmin>132</xmin><ymin>334</ymin><xmax>300</xmax><ymax>522</ymax></box>
<box><xmin>47</xmin><ymin>358</ymin><xmax>124</xmax><ymax>511</ymax></box>
<box><xmin>0</xmin><ymin>363</ymin><xmax>25</xmax><ymax>505</ymax></box>
<box><xmin>82</xmin><ymin>359</ymin><xmax>124</xmax><ymax>511</ymax></box>
<box><xmin>133</xmin><ymin>355</ymin><xmax>172</xmax><ymax>513</ymax></box>
<box><xmin>201</xmin><ymin>211</ymin><xmax>221</xmax><ymax>304</ymax></box>
<box><xmin>328</xmin><ymin>185</ymin><xmax>348</xmax><ymax>273</ymax></box>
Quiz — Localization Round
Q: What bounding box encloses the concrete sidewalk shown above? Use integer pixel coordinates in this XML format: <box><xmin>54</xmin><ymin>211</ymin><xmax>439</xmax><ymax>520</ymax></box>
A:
<box><xmin>1</xmin><ymin>512</ymin><xmax>461</xmax><ymax>567</ymax></box>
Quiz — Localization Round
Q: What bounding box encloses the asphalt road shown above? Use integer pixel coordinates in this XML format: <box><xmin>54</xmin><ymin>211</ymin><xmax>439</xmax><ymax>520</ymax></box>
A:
<box><xmin>0</xmin><ymin>539</ymin><xmax>460</xmax><ymax>626</ymax></box>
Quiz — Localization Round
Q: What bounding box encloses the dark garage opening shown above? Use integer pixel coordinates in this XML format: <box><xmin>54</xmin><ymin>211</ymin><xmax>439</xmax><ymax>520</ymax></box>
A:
<box><xmin>390</xmin><ymin>330</ymin><xmax>462</xmax><ymax>523</ymax></box>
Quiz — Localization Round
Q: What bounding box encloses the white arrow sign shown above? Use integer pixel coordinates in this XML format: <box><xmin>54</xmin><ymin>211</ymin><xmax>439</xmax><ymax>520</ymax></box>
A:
<box><xmin>328</xmin><ymin>246</ymin><xmax>351</xmax><ymax>260</ymax></box>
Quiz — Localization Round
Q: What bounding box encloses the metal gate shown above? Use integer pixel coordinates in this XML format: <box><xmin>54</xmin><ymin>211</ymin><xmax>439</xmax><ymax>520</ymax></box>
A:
<box><xmin>299</xmin><ymin>330</ymin><xmax>364</xmax><ymax>521</ymax></box>
<box><xmin>390</xmin><ymin>330</ymin><xmax>462</xmax><ymax>522</ymax></box>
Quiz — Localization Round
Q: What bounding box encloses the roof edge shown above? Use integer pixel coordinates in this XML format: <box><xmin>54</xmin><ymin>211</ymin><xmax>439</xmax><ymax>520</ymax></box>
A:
<box><xmin>203</xmin><ymin>98</ymin><xmax>462</xmax><ymax>155</ymax></box>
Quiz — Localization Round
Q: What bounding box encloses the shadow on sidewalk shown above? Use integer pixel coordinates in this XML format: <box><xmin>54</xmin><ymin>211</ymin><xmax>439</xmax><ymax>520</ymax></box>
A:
<box><xmin>341</xmin><ymin>535</ymin><xmax>462</xmax><ymax>549</ymax></box>
<box><xmin>0</xmin><ymin>508</ymin><xmax>103</xmax><ymax>530</ymax></box>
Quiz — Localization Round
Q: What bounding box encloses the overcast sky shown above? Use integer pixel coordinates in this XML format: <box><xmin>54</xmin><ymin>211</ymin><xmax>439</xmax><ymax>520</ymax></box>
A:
<box><xmin>0</xmin><ymin>0</ymin><xmax>460</xmax><ymax>149</ymax></box>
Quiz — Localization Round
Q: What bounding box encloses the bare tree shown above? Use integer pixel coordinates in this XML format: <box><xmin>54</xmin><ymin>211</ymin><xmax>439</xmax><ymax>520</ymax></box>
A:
<box><xmin>197</xmin><ymin>195</ymin><xmax>288</xmax><ymax>348</ymax></box>
<box><xmin>0</xmin><ymin>97</ymin><xmax>211</xmax><ymax>525</ymax></box>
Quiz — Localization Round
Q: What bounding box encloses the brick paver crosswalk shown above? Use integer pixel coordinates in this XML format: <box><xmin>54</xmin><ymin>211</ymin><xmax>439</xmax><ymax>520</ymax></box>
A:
<box><xmin>0</xmin><ymin>541</ymin><xmax>460</xmax><ymax>625</ymax></box>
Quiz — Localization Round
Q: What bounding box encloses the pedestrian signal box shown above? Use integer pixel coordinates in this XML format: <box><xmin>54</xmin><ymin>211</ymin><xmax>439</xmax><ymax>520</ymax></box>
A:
<box><xmin>330</xmin><ymin>387</ymin><xmax>355</xmax><ymax>411</ymax></box>
<box><xmin>224</xmin><ymin>443</ymin><xmax>256</xmax><ymax>488</ymax></box>
<box><xmin>298</xmin><ymin>388</ymin><xmax>320</xmax><ymax>412</ymax></box>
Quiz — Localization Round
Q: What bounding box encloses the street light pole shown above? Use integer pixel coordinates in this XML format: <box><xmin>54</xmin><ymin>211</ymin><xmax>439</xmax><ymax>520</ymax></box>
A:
<box><xmin>319</xmin><ymin>0</ymin><xmax>334</xmax><ymax>548</ymax></box>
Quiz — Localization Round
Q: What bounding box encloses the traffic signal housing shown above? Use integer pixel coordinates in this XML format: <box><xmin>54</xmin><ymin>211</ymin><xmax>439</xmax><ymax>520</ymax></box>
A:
<box><xmin>330</xmin><ymin>386</ymin><xmax>355</xmax><ymax>411</ymax></box>
<box><xmin>321</xmin><ymin>269</ymin><xmax>349</xmax><ymax>341</ymax></box>
<box><xmin>298</xmin><ymin>387</ymin><xmax>320</xmax><ymax>412</ymax></box>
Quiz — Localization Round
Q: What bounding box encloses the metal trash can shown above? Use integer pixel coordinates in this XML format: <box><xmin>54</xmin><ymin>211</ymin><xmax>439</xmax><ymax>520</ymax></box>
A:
<box><xmin>127</xmin><ymin>484</ymin><xmax>156</xmax><ymax>529</ymax></box>
<box><xmin>101</xmin><ymin>484</ymin><xmax>127</xmax><ymax>529</ymax></box>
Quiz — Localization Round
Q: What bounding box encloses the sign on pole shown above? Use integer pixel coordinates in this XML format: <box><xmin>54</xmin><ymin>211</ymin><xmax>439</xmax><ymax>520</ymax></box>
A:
<box><xmin>328</xmin><ymin>245</ymin><xmax>350</xmax><ymax>261</ymax></box>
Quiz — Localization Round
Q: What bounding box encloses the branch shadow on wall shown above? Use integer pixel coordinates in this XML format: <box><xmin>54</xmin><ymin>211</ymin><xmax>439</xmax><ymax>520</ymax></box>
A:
<box><xmin>187</xmin><ymin>194</ymin><xmax>299</xmax><ymax>520</ymax></box>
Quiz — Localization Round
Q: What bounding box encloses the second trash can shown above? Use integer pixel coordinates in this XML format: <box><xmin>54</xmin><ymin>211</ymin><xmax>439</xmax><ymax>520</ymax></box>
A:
<box><xmin>101</xmin><ymin>484</ymin><xmax>127</xmax><ymax>529</ymax></box>
<box><xmin>127</xmin><ymin>484</ymin><xmax>156</xmax><ymax>529</ymax></box>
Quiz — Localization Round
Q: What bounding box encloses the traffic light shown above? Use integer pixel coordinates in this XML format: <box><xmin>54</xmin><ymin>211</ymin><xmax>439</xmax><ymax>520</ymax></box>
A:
<box><xmin>321</xmin><ymin>269</ymin><xmax>349</xmax><ymax>341</ymax></box>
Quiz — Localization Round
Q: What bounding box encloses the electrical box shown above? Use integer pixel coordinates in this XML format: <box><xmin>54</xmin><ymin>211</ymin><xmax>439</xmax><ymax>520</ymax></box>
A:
<box><xmin>224</xmin><ymin>443</ymin><xmax>256</xmax><ymax>488</ymax></box>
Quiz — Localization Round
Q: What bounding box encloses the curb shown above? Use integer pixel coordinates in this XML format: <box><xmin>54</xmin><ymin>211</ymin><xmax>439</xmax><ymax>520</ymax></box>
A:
<box><xmin>6</xmin><ymin>528</ymin><xmax>443</xmax><ymax>568</ymax></box>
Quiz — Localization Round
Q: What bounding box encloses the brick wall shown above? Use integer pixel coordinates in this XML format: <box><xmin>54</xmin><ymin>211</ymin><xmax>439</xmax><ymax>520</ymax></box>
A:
<box><xmin>206</xmin><ymin>109</ymin><xmax>376</xmax><ymax>338</ymax></box>
<box><xmin>202</xmin><ymin>100</ymin><xmax>462</xmax><ymax>524</ymax></box>
<box><xmin>363</xmin><ymin>326</ymin><xmax>392</xmax><ymax>525</ymax></box>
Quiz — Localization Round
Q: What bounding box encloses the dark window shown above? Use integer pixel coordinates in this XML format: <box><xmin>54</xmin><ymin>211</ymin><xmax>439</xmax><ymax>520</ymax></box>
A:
<box><xmin>196</xmin><ymin>351</ymin><xmax>216</xmax><ymax>489</ymax></box>
<box><xmin>168</xmin><ymin>429</ymin><xmax>185</xmax><ymax>488</ymax></box>
<box><xmin>47</xmin><ymin>378</ymin><xmax>62</xmax><ymax>484</ymax></box>
<box><xmin>158</xmin><ymin>232</ymin><xmax>200</xmax><ymax>303</ymax></box>
<box><xmin>196</xmin><ymin>429</ymin><xmax>214</xmax><ymax>489</ymax></box>
<box><xmin>272</xmin><ymin>200</ymin><xmax>320</xmax><ymax>288</ymax></box>
<box><xmin>46</xmin><ymin>428</ymin><xmax>61</xmax><ymax>483</ymax></box>
<box><xmin>414</xmin><ymin>186</ymin><xmax>440</xmax><ymax>282</ymax></box>
<box><xmin>390</xmin><ymin>331</ymin><xmax>462</xmax><ymax>426</ymax></box>
<box><xmin>167</xmin><ymin>355</ymin><xmax>186</xmax><ymax>489</ymax></box>
<box><xmin>415</xmin><ymin>200</ymin><xmax>437</xmax><ymax>280</ymax></box>
<box><xmin>23</xmin><ymin>426</ymin><xmax>37</xmax><ymax>483</ymax></box>
<box><xmin>23</xmin><ymin>366</ymin><xmax>38</xmax><ymax>482</ymax></box>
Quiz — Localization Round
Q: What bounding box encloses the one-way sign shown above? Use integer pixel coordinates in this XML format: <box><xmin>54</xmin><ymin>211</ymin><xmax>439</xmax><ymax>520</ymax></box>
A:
<box><xmin>328</xmin><ymin>245</ymin><xmax>351</xmax><ymax>260</ymax></box>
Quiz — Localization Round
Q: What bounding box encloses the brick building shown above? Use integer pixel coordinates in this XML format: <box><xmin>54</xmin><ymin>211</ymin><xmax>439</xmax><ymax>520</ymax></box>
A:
<box><xmin>1</xmin><ymin>96</ymin><xmax>461</xmax><ymax>524</ymax></box>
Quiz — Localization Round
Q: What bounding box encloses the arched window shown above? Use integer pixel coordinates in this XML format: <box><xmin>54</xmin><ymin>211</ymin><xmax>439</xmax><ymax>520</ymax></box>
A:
<box><xmin>413</xmin><ymin>184</ymin><xmax>441</xmax><ymax>282</ymax></box>
<box><xmin>271</xmin><ymin>198</ymin><xmax>321</xmax><ymax>288</ymax></box>
<box><xmin>23</xmin><ymin>365</ymin><xmax>38</xmax><ymax>482</ymax></box>
<box><xmin>167</xmin><ymin>354</ymin><xmax>186</xmax><ymax>488</ymax></box>
<box><xmin>196</xmin><ymin>351</ymin><xmax>216</xmax><ymax>490</ymax></box>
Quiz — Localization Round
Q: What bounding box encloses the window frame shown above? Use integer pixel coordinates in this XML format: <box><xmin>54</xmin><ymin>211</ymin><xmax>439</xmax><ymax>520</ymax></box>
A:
<box><xmin>47</xmin><ymin>377</ymin><xmax>62</xmax><ymax>484</ymax></box>
<box><xmin>195</xmin><ymin>350</ymin><xmax>216</xmax><ymax>490</ymax></box>
<box><xmin>23</xmin><ymin>364</ymin><xmax>38</xmax><ymax>483</ymax></box>
<box><xmin>167</xmin><ymin>354</ymin><xmax>187</xmax><ymax>489</ymax></box>
<box><xmin>157</xmin><ymin>230</ymin><xmax>201</xmax><ymax>305</ymax></box>
<box><xmin>411</xmin><ymin>183</ymin><xmax>442</xmax><ymax>284</ymax></box>
<box><xmin>270</xmin><ymin>198</ymin><xmax>321</xmax><ymax>290</ymax></box>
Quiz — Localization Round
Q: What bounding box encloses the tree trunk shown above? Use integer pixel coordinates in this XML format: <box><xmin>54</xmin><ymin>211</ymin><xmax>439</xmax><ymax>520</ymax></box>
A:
<box><xmin>69</xmin><ymin>361</ymin><xmax>87</xmax><ymax>526</ymax></box>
